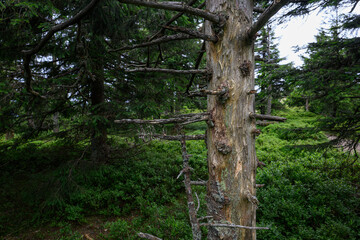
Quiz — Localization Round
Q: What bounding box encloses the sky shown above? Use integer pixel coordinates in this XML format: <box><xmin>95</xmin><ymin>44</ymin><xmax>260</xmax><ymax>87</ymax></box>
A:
<box><xmin>275</xmin><ymin>5</ymin><xmax>360</xmax><ymax>66</ymax></box>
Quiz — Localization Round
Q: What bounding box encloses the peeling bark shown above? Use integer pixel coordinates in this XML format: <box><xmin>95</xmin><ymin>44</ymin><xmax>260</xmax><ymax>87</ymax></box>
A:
<box><xmin>205</xmin><ymin>0</ymin><xmax>257</xmax><ymax>239</ymax></box>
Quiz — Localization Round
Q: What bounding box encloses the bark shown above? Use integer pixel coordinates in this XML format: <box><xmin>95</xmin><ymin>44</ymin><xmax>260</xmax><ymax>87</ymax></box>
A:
<box><xmin>305</xmin><ymin>97</ymin><xmax>309</xmax><ymax>112</ymax></box>
<box><xmin>53</xmin><ymin>112</ymin><xmax>60</xmax><ymax>133</ymax></box>
<box><xmin>205</xmin><ymin>0</ymin><xmax>257</xmax><ymax>239</ymax></box>
<box><xmin>266</xmin><ymin>84</ymin><xmax>272</xmax><ymax>115</ymax></box>
<box><xmin>89</xmin><ymin>40</ymin><xmax>109</xmax><ymax>164</ymax></box>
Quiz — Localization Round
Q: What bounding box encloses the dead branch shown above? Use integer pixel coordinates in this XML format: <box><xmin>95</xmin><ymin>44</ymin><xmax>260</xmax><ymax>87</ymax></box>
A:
<box><xmin>149</xmin><ymin>0</ymin><xmax>199</xmax><ymax>41</ymax></box>
<box><xmin>109</xmin><ymin>33</ymin><xmax>195</xmax><ymax>52</ymax></box>
<box><xmin>124</xmin><ymin>67</ymin><xmax>210</xmax><ymax>75</ymax></box>
<box><xmin>137</xmin><ymin>232</ymin><xmax>162</xmax><ymax>240</ymax></box>
<box><xmin>180</xmin><ymin>136</ymin><xmax>202</xmax><ymax>240</ymax></box>
<box><xmin>114</xmin><ymin>113</ymin><xmax>209</xmax><ymax>125</ymax></box>
<box><xmin>248</xmin><ymin>0</ymin><xmax>291</xmax><ymax>40</ymax></box>
<box><xmin>140</xmin><ymin>134</ymin><xmax>205</xmax><ymax>141</ymax></box>
<box><xmin>191</xmin><ymin>180</ymin><xmax>207</xmax><ymax>185</ymax></box>
<box><xmin>256</xmin><ymin>184</ymin><xmax>265</xmax><ymax>188</ymax></box>
<box><xmin>249</xmin><ymin>113</ymin><xmax>286</xmax><ymax>122</ymax></box>
<box><xmin>117</xmin><ymin>0</ymin><xmax>224</xmax><ymax>23</ymax></box>
<box><xmin>164</xmin><ymin>26</ymin><xmax>218</xmax><ymax>42</ymax></box>
<box><xmin>200</xmin><ymin>223</ymin><xmax>269</xmax><ymax>230</ymax></box>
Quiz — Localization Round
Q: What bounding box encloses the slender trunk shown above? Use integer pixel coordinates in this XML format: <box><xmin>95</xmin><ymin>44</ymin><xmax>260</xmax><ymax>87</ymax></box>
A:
<box><xmin>266</xmin><ymin>84</ymin><xmax>272</xmax><ymax>115</ymax></box>
<box><xmin>205</xmin><ymin>0</ymin><xmax>257</xmax><ymax>239</ymax></box>
<box><xmin>305</xmin><ymin>97</ymin><xmax>309</xmax><ymax>112</ymax></box>
<box><xmin>53</xmin><ymin>112</ymin><xmax>59</xmax><ymax>133</ymax></box>
<box><xmin>89</xmin><ymin>39</ymin><xmax>109</xmax><ymax>163</ymax></box>
<box><xmin>5</xmin><ymin>130</ymin><xmax>14</xmax><ymax>140</ymax></box>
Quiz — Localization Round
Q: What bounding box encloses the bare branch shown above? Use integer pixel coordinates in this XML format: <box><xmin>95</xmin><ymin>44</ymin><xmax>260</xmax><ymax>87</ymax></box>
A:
<box><xmin>249</xmin><ymin>113</ymin><xmax>287</xmax><ymax>122</ymax></box>
<box><xmin>256</xmin><ymin>184</ymin><xmax>265</xmax><ymax>188</ymax></box>
<box><xmin>137</xmin><ymin>232</ymin><xmax>162</xmax><ymax>240</ymax></box>
<box><xmin>191</xmin><ymin>180</ymin><xmax>207</xmax><ymax>185</ymax></box>
<box><xmin>124</xmin><ymin>67</ymin><xmax>210</xmax><ymax>74</ymax></box>
<box><xmin>200</xmin><ymin>223</ymin><xmax>269</xmax><ymax>230</ymax></box>
<box><xmin>140</xmin><ymin>134</ymin><xmax>205</xmax><ymax>141</ymax></box>
<box><xmin>350</xmin><ymin>0</ymin><xmax>359</xmax><ymax>13</ymax></box>
<box><xmin>149</xmin><ymin>0</ymin><xmax>200</xmax><ymax>41</ymax></box>
<box><xmin>117</xmin><ymin>0</ymin><xmax>224</xmax><ymax>23</ymax></box>
<box><xmin>114</xmin><ymin>113</ymin><xmax>209</xmax><ymax>125</ymax></box>
<box><xmin>109</xmin><ymin>33</ymin><xmax>196</xmax><ymax>52</ymax></box>
<box><xmin>164</xmin><ymin>26</ymin><xmax>218</xmax><ymax>42</ymax></box>
<box><xmin>180</xmin><ymin>136</ymin><xmax>202</xmax><ymax>240</ymax></box>
<box><xmin>248</xmin><ymin>0</ymin><xmax>291</xmax><ymax>40</ymax></box>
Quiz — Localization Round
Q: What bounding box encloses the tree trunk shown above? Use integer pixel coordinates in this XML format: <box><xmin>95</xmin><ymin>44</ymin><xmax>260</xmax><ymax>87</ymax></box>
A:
<box><xmin>305</xmin><ymin>97</ymin><xmax>309</xmax><ymax>112</ymax></box>
<box><xmin>266</xmin><ymin>84</ymin><xmax>272</xmax><ymax>115</ymax></box>
<box><xmin>205</xmin><ymin>0</ymin><xmax>257</xmax><ymax>239</ymax></box>
<box><xmin>53</xmin><ymin>112</ymin><xmax>60</xmax><ymax>133</ymax></box>
<box><xmin>89</xmin><ymin>39</ymin><xmax>109</xmax><ymax>163</ymax></box>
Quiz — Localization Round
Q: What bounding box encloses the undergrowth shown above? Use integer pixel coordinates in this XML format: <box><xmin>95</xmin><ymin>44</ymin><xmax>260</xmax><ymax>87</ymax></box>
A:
<box><xmin>0</xmin><ymin>107</ymin><xmax>359</xmax><ymax>239</ymax></box>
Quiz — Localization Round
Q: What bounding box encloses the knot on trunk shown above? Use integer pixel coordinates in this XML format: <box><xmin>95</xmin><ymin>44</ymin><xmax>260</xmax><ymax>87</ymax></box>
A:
<box><xmin>239</xmin><ymin>60</ymin><xmax>251</xmax><ymax>76</ymax></box>
<box><xmin>245</xmin><ymin>190</ymin><xmax>259</xmax><ymax>206</ymax></box>
<box><xmin>216</xmin><ymin>141</ymin><xmax>232</xmax><ymax>155</ymax></box>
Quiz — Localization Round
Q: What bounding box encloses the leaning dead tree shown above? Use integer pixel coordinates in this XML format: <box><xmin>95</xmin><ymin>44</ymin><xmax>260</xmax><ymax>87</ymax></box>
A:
<box><xmin>114</xmin><ymin>0</ymin><xmax>290</xmax><ymax>239</ymax></box>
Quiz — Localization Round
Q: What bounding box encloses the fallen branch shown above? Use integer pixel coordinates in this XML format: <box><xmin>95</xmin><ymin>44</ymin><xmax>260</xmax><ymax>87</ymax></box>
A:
<box><xmin>249</xmin><ymin>113</ymin><xmax>286</xmax><ymax>122</ymax></box>
<box><xmin>137</xmin><ymin>232</ymin><xmax>162</xmax><ymax>240</ymax></box>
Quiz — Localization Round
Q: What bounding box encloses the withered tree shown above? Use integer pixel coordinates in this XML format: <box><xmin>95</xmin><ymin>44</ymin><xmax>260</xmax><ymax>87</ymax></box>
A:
<box><xmin>113</xmin><ymin>0</ymin><xmax>289</xmax><ymax>239</ymax></box>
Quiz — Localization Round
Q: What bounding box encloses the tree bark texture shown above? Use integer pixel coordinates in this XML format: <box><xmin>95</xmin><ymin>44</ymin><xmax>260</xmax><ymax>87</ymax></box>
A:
<box><xmin>205</xmin><ymin>0</ymin><xmax>257</xmax><ymax>239</ymax></box>
<box><xmin>89</xmin><ymin>40</ymin><xmax>109</xmax><ymax>163</ymax></box>
<box><xmin>266</xmin><ymin>84</ymin><xmax>272</xmax><ymax>115</ymax></box>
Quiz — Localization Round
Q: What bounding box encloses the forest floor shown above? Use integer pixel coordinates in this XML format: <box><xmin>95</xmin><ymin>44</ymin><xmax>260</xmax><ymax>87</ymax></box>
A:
<box><xmin>1</xmin><ymin>107</ymin><xmax>359</xmax><ymax>240</ymax></box>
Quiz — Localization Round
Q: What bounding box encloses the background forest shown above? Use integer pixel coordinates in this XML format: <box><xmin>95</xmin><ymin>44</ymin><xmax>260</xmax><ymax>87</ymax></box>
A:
<box><xmin>0</xmin><ymin>0</ymin><xmax>359</xmax><ymax>239</ymax></box>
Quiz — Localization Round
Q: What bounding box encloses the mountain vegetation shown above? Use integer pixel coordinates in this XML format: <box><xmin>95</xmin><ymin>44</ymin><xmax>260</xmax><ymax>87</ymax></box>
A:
<box><xmin>0</xmin><ymin>0</ymin><xmax>359</xmax><ymax>239</ymax></box>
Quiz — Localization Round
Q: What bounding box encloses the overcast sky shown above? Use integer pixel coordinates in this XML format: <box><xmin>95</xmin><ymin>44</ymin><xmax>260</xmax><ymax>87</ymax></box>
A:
<box><xmin>275</xmin><ymin>5</ymin><xmax>360</xmax><ymax>66</ymax></box>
